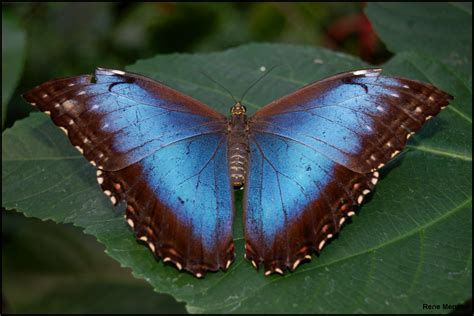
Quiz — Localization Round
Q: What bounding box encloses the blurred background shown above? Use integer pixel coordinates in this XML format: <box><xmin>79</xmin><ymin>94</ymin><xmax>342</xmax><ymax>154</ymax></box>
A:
<box><xmin>6</xmin><ymin>2</ymin><xmax>464</xmax><ymax>314</ymax></box>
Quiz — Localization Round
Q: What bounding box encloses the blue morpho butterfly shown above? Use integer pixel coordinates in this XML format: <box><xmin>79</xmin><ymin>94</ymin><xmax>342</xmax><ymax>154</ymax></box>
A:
<box><xmin>23</xmin><ymin>67</ymin><xmax>452</xmax><ymax>278</ymax></box>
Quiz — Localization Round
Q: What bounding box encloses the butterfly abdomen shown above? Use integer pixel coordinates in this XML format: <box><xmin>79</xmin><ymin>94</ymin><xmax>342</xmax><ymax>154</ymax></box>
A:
<box><xmin>227</xmin><ymin>113</ymin><xmax>250</xmax><ymax>189</ymax></box>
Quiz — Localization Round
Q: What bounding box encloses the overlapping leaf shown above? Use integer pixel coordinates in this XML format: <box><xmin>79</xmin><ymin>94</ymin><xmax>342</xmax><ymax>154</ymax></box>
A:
<box><xmin>366</xmin><ymin>3</ymin><xmax>472</xmax><ymax>76</ymax></box>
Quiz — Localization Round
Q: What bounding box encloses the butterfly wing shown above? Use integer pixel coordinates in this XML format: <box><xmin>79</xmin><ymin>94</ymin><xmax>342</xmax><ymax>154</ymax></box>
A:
<box><xmin>245</xmin><ymin>69</ymin><xmax>452</xmax><ymax>274</ymax></box>
<box><xmin>23</xmin><ymin>68</ymin><xmax>234</xmax><ymax>277</ymax></box>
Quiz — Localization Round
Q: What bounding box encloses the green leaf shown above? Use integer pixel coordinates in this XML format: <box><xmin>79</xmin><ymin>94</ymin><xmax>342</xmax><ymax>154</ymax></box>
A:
<box><xmin>365</xmin><ymin>3</ymin><xmax>472</xmax><ymax>76</ymax></box>
<box><xmin>2</xmin><ymin>212</ymin><xmax>186</xmax><ymax>314</ymax></box>
<box><xmin>2</xmin><ymin>43</ymin><xmax>471</xmax><ymax>313</ymax></box>
<box><xmin>2</xmin><ymin>11</ymin><xmax>27</xmax><ymax>127</ymax></box>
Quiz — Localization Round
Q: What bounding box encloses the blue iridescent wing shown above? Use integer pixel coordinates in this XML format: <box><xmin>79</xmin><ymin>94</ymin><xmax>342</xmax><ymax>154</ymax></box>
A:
<box><xmin>23</xmin><ymin>68</ymin><xmax>234</xmax><ymax>277</ymax></box>
<box><xmin>245</xmin><ymin>69</ymin><xmax>452</xmax><ymax>275</ymax></box>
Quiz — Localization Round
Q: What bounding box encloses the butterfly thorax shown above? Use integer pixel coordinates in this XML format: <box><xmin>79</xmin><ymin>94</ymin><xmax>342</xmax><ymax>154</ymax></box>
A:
<box><xmin>228</xmin><ymin>102</ymin><xmax>250</xmax><ymax>189</ymax></box>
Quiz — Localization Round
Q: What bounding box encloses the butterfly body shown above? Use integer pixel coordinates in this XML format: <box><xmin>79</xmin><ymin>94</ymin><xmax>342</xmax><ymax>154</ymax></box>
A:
<box><xmin>23</xmin><ymin>67</ymin><xmax>452</xmax><ymax>278</ymax></box>
<box><xmin>227</xmin><ymin>102</ymin><xmax>250</xmax><ymax>188</ymax></box>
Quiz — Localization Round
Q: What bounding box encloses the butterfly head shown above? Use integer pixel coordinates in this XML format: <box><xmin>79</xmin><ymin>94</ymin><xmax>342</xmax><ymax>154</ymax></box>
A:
<box><xmin>231</xmin><ymin>102</ymin><xmax>247</xmax><ymax>115</ymax></box>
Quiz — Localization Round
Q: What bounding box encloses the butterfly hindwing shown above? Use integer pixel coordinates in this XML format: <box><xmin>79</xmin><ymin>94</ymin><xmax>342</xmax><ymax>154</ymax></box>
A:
<box><xmin>23</xmin><ymin>68</ymin><xmax>235</xmax><ymax>277</ymax></box>
<box><xmin>244</xmin><ymin>131</ymin><xmax>378</xmax><ymax>274</ymax></box>
<box><xmin>245</xmin><ymin>69</ymin><xmax>452</xmax><ymax>274</ymax></box>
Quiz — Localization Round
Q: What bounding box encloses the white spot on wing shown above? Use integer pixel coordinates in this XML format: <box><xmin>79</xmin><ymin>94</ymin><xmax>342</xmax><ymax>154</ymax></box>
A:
<box><xmin>77</xmin><ymin>91</ymin><xmax>86</xmax><ymax>96</ymax></box>
<box><xmin>353</xmin><ymin>69</ymin><xmax>381</xmax><ymax>76</ymax></box>
<box><xmin>353</xmin><ymin>70</ymin><xmax>369</xmax><ymax>75</ymax></box>
<box><xmin>318</xmin><ymin>240</ymin><xmax>326</xmax><ymax>251</ymax></box>
<box><xmin>62</xmin><ymin>100</ymin><xmax>76</xmax><ymax>112</ymax></box>
<box><xmin>292</xmin><ymin>259</ymin><xmax>301</xmax><ymax>270</ymax></box>
<box><xmin>339</xmin><ymin>217</ymin><xmax>346</xmax><ymax>226</ymax></box>
<box><xmin>148</xmin><ymin>242</ymin><xmax>155</xmax><ymax>252</ymax></box>
<box><xmin>259</xmin><ymin>66</ymin><xmax>266</xmax><ymax>72</ymax></box>
<box><xmin>111</xmin><ymin>69</ymin><xmax>126</xmax><ymax>75</ymax></box>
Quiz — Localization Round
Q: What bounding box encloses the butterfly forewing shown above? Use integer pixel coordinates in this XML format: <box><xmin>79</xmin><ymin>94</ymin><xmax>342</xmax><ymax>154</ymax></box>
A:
<box><xmin>23</xmin><ymin>68</ymin><xmax>235</xmax><ymax>277</ymax></box>
<box><xmin>245</xmin><ymin>69</ymin><xmax>452</xmax><ymax>274</ymax></box>
<box><xmin>251</xmin><ymin>69</ymin><xmax>452</xmax><ymax>173</ymax></box>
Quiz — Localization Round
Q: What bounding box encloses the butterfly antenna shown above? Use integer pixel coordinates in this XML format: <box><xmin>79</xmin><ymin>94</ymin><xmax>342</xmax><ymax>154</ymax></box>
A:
<box><xmin>239</xmin><ymin>64</ymin><xmax>280</xmax><ymax>103</ymax></box>
<box><xmin>200</xmin><ymin>71</ymin><xmax>238</xmax><ymax>104</ymax></box>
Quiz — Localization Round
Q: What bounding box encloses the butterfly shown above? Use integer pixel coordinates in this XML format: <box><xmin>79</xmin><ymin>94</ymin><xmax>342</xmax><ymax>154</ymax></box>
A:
<box><xmin>23</xmin><ymin>67</ymin><xmax>452</xmax><ymax>278</ymax></box>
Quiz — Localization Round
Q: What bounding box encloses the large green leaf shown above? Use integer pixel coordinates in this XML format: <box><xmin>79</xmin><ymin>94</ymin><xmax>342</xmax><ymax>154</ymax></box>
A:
<box><xmin>2</xmin><ymin>11</ymin><xmax>26</xmax><ymax>126</ymax></box>
<box><xmin>365</xmin><ymin>3</ymin><xmax>472</xmax><ymax>76</ymax></box>
<box><xmin>2</xmin><ymin>43</ymin><xmax>471</xmax><ymax>313</ymax></box>
<box><xmin>2</xmin><ymin>212</ymin><xmax>186</xmax><ymax>314</ymax></box>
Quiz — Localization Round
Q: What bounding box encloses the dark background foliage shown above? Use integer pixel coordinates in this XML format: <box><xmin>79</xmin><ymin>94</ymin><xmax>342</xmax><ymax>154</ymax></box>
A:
<box><xmin>1</xmin><ymin>2</ymin><xmax>471</xmax><ymax>314</ymax></box>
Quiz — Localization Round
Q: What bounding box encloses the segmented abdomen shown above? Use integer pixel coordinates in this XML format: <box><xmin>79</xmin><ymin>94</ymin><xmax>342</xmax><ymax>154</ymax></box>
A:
<box><xmin>227</xmin><ymin>114</ymin><xmax>249</xmax><ymax>188</ymax></box>
<box><xmin>228</xmin><ymin>140</ymin><xmax>249</xmax><ymax>188</ymax></box>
